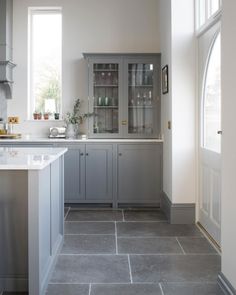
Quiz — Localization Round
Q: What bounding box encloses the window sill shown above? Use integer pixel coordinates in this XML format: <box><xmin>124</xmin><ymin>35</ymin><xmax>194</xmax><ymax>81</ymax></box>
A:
<box><xmin>25</xmin><ymin>119</ymin><xmax>64</xmax><ymax>123</ymax></box>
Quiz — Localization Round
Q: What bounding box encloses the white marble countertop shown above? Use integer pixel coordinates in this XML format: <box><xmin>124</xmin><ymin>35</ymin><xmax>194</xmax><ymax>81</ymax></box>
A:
<box><xmin>0</xmin><ymin>135</ymin><xmax>163</xmax><ymax>143</ymax></box>
<box><xmin>0</xmin><ymin>147</ymin><xmax>67</xmax><ymax>170</ymax></box>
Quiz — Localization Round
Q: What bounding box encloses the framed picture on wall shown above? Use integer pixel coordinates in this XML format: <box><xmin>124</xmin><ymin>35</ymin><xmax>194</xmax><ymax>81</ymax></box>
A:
<box><xmin>162</xmin><ymin>65</ymin><xmax>169</xmax><ymax>94</ymax></box>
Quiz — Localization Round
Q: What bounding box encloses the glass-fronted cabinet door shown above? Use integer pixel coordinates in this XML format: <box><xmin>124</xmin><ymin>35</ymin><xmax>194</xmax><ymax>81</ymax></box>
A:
<box><xmin>124</xmin><ymin>58</ymin><xmax>160</xmax><ymax>138</ymax></box>
<box><xmin>88</xmin><ymin>58</ymin><xmax>122</xmax><ymax>138</ymax></box>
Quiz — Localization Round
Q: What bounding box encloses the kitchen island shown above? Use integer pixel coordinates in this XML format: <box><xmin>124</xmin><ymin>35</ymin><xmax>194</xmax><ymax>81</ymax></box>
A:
<box><xmin>0</xmin><ymin>147</ymin><xmax>67</xmax><ymax>295</ymax></box>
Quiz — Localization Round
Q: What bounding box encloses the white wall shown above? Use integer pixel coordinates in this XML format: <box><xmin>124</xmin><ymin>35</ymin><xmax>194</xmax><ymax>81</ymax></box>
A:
<box><xmin>8</xmin><ymin>0</ymin><xmax>160</xmax><ymax>136</ymax></box>
<box><xmin>171</xmin><ymin>0</ymin><xmax>195</xmax><ymax>204</ymax></box>
<box><xmin>221</xmin><ymin>0</ymin><xmax>236</xmax><ymax>289</ymax></box>
<box><xmin>159</xmin><ymin>0</ymin><xmax>195</xmax><ymax>204</ymax></box>
<box><xmin>159</xmin><ymin>0</ymin><xmax>172</xmax><ymax>199</ymax></box>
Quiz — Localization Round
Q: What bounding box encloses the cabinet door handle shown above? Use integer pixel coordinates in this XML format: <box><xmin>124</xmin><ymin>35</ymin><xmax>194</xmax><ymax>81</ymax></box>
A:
<box><xmin>217</xmin><ymin>130</ymin><xmax>222</xmax><ymax>135</ymax></box>
<box><xmin>119</xmin><ymin>153</ymin><xmax>122</xmax><ymax>156</ymax></box>
<box><xmin>86</xmin><ymin>153</ymin><xmax>89</xmax><ymax>156</ymax></box>
<box><xmin>80</xmin><ymin>153</ymin><xmax>84</xmax><ymax>156</ymax></box>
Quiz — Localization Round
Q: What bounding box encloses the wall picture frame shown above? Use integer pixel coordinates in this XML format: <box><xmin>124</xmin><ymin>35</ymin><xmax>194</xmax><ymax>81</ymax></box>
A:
<box><xmin>162</xmin><ymin>65</ymin><xmax>169</xmax><ymax>94</ymax></box>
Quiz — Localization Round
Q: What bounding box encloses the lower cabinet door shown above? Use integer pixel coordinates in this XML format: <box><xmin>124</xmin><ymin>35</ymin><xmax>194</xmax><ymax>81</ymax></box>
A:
<box><xmin>63</xmin><ymin>145</ymin><xmax>85</xmax><ymax>202</ymax></box>
<box><xmin>118</xmin><ymin>144</ymin><xmax>162</xmax><ymax>204</ymax></box>
<box><xmin>85</xmin><ymin>144</ymin><xmax>113</xmax><ymax>201</ymax></box>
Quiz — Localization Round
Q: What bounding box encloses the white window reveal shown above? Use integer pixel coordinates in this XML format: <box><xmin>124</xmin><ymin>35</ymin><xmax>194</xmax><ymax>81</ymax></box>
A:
<box><xmin>28</xmin><ymin>8</ymin><xmax>62</xmax><ymax>119</ymax></box>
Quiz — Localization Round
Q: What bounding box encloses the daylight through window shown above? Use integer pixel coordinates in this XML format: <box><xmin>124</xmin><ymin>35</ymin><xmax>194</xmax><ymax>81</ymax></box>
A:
<box><xmin>196</xmin><ymin>0</ymin><xmax>221</xmax><ymax>30</ymax></box>
<box><xmin>29</xmin><ymin>9</ymin><xmax>62</xmax><ymax>118</ymax></box>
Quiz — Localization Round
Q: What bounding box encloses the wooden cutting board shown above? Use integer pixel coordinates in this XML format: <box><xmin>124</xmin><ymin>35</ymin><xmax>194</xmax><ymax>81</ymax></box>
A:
<box><xmin>0</xmin><ymin>134</ymin><xmax>22</xmax><ymax>139</ymax></box>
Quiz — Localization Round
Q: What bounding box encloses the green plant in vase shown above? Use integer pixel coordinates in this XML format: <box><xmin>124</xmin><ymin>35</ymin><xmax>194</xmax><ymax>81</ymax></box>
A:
<box><xmin>65</xmin><ymin>99</ymin><xmax>93</xmax><ymax>138</ymax></box>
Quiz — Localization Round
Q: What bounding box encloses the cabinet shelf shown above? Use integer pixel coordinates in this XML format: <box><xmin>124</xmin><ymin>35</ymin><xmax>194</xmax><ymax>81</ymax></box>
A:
<box><xmin>128</xmin><ymin>106</ymin><xmax>153</xmax><ymax>109</ymax></box>
<box><xmin>94</xmin><ymin>85</ymin><xmax>118</xmax><ymax>87</ymax></box>
<box><xmin>128</xmin><ymin>70</ymin><xmax>153</xmax><ymax>72</ymax></box>
<box><xmin>94</xmin><ymin>69</ymin><xmax>118</xmax><ymax>72</ymax></box>
<box><xmin>94</xmin><ymin>106</ymin><xmax>118</xmax><ymax>109</ymax></box>
<box><xmin>129</xmin><ymin>85</ymin><xmax>153</xmax><ymax>88</ymax></box>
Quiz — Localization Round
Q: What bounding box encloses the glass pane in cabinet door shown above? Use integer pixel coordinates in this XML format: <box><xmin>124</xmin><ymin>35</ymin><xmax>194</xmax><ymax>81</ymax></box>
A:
<box><xmin>128</xmin><ymin>63</ymin><xmax>154</xmax><ymax>135</ymax></box>
<box><xmin>93</xmin><ymin>63</ymin><xmax>119</xmax><ymax>134</ymax></box>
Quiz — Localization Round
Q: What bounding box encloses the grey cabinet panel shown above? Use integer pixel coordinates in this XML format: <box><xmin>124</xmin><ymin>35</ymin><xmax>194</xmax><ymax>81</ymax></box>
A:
<box><xmin>39</xmin><ymin>166</ymin><xmax>51</xmax><ymax>276</ymax></box>
<box><xmin>50</xmin><ymin>159</ymin><xmax>61</xmax><ymax>255</ymax></box>
<box><xmin>117</xmin><ymin>144</ymin><xmax>162</xmax><ymax>204</ymax></box>
<box><xmin>85</xmin><ymin>144</ymin><xmax>113</xmax><ymax>200</ymax></box>
<box><xmin>63</xmin><ymin>145</ymin><xmax>85</xmax><ymax>202</ymax></box>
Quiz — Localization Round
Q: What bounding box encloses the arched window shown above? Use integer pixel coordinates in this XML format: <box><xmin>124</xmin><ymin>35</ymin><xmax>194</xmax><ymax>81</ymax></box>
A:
<box><xmin>202</xmin><ymin>33</ymin><xmax>221</xmax><ymax>153</ymax></box>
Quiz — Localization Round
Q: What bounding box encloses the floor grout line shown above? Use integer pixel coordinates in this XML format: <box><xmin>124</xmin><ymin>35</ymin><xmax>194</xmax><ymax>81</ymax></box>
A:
<box><xmin>89</xmin><ymin>283</ymin><xmax>91</xmax><ymax>295</ymax></box>
<box><xmin>127</xmin><ymin>255</ymin><xmax>133</xmax><ymax>283</ymax></box>
<box><xmin>159</xmin><ymin>282</ymin><xmax>164</xmax><ymax>295</ymax></box>
<box><xmin>64</xmin><ymin>234</ymin><xmax>115</xmax><ymax>236</ymax></box>
<box><xmin>175</xmin><ymin>237</ymin><xmax>186</xmax><ymax>255</ymax></box>
<box><xmin>122</xmin><ymin>209</ymin><xmax>125</xmax><ymax>221</ymax></box>
<box><xmin>115</xmin><ymin>221</ymin><xmax>118</xmax><ymax>254</ymax></box>
<box><xmin>64</xmin><ymin>207</ymin><xmax>70</xmax><ymax>221</ymax></box>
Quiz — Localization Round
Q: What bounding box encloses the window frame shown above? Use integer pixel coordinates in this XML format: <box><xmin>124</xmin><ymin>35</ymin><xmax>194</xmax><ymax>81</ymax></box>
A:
<box><xmin>28</xmin><ymin>7</ymin><xmax>62</xmax><ymax>120</ymax></box>
<box><xmin>195</xmin><ymin>0</ymin><xmax>222</xmax><ymax>36</ymax></box>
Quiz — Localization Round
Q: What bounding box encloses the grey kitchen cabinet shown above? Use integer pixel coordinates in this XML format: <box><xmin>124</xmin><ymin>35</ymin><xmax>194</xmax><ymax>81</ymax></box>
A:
<box><xmin>63</xmin><ymin>144</ymin><xmax>85</xmax><ymax>202</ymax></box>
<box><xmin>55</xmin><ymin>143</ymin><xmax>113</xmax><ymax>204</ymax></box>
<box><xmin>117</xmin><ymin>144</ymin><xmax>162</xmax><ymax>205</ymax></box>
<box><xmin>85</xmin><ymin>144</ymin><xmax>113</xmax><ymax>201</ymax></box>
<box><xmin>83</xmin><ymin>53</ymin><xmax>161</xmax><ymax>139</ymax></box>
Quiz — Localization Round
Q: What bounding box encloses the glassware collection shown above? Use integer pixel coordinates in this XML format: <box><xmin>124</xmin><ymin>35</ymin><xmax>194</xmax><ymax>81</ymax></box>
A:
<box><xmin>93</xmin><ymin>64</ymin><xmax>119</xmax><ymax>134</ymax></box>
<box><xmin>92</xmin><ymin>62</ymin><xmax>155</xmax><ymax>136</ymax></box>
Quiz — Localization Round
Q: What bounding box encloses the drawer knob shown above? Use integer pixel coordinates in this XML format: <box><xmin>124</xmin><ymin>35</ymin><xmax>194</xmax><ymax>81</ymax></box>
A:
<box><xmin>80</xmin><ymin>153</ymin><xmax>84</xmax><ymax>156</ymax></box>
<box><xmin>119</xmin><ymin>153</ymin><xmax>122</xmax><ymax>156</ymax></box>
<box><xmin>86</xmin><ymin>153</ymin><xmax>89</xmax><ymax>156</ymax></box>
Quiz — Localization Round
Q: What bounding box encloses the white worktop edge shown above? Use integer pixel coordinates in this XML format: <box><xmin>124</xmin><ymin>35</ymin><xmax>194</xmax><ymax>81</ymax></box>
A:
<box><xmin>0</xmin><ymin>147</ymin><xmax>68</xmax><ymax>170</ymax></box>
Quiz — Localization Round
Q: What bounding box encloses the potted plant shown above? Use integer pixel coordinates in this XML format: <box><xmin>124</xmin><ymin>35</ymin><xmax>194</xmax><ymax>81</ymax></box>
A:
<box><xmin>54</xmin><ymin>112</ymin><xmax>60</xmax><ymax>120</ymax></box>
<box><xmin>33</xmin><ymin>111</ymin><xmax>39</xmax><ymax>120</ymax></box>
<box><xmin>65</xmin><ymin>99</ymin><xmax>93</xmax><ymax>138</ymax></box>
<box><xmin>43</xmin><ymin>111</ymin><xmax>50</xmax><ymax>120</ymax></box>
<box><xmin>37</xmin><ymin>112</ymin><xmax>42</xmax><ymax>120</ymax></box>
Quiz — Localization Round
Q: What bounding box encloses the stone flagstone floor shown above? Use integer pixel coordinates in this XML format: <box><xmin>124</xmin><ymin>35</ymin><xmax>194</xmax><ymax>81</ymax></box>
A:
<box><xmin>45</xmin><ymin>208</ymin><xmax>224</xmax><ymax>295</ymax></box>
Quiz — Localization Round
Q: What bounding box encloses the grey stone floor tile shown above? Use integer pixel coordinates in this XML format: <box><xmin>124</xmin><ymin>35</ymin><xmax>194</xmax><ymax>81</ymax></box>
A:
<box><xmin>117</xmin><ymin>237</ymin><xmax>182</xmax><ymax>254</ymax></box>
<box><xmin>90</xmin><ymin>284</ymin><xmax>162</xmax><ymax>295</ymax></box>
<box><xmin>46</xmin><ymin>284</ymin><xmax>89</xmax><ymax>295</ymax></box>
<box><xmin>51</xmin><ymin>255</ymin><xmax>130</xmax><ymax>283</ymax></box>
<box><xmin>117</xmin><ymin>222</ymin><xmax>203</xmax><ymax>237</ymax></box>
<box><xmin>124</xmin><ymin>209</ymin><xmax>167</xmax><ymax>222</ymax></box>
<box><xmin>65</xmin><ymin>221</ymin><xmax>115</xmax><ymax>235</ymax></box>
<box><xmin>130</xmin><ymin>254</ymin><xmax>221</xmax><ymax>283</ymax></box>
<box><xmin>161</xmin><ymin>282</ymin><xmax>224</xmax><ymax>295</ymax></box>
<box><xmin>177</xmin><ymin>237</ymin><xmax>218</xmax><ymax>254</ymax></box>
<box><xmin>61</xmin><ymin>235</ymin><xmax>116</xmax><ymax>254</ymax></box>
<box><xmin>66</xmin><ymin>210</ymin><xmax>123</xmax><ymax>221</ymax></box>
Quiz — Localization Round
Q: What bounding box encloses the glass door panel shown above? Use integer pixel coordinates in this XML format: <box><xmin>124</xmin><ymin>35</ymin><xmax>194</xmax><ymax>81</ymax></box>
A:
<box><xmin>93</xmin><ymin>63</ymin><xmax>119</xmax><ymax>134</ymax></box>
<box><xmin>128</xmin><ymin>63</ymin><xmax>155</xmax><ymax>135</ymax></box>
<box><xmin>203</xmin><ymin>34</ymin><xmax>221</xmax><ymax>153</ymax></box>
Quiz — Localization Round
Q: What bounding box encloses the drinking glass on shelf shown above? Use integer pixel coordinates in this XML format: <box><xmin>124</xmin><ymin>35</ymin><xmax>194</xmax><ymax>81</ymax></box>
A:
<box><xmin>137</xmin><ymin>93</ymin><xmax>141</xmax><ymax>106</ymax></box>
<box><xmin>143</xmin><ymin>92</ymin><xmax>147</xmax><ymax>105</ymax></box>
<box><xmin>148</xmin><ymin>91</ymin><xmax>152</xmax><ymax>106</ymax></box>
<box><xmin>101</xmin><ymin>72</ymin><xmax>105</xmax><ymax>84</ymax></box>
<box><xmin>105</xmin><ymin>97</ymin><xmax>109</xmax><ymax>106</ymax></box>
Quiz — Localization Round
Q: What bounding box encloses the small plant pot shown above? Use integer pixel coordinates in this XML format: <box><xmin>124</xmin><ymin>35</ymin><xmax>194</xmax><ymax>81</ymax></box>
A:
<box><xmin>33</xmin><ymin>113</ymin><xmax>38</xmax><ymax>120</ymax></box>
<box><xmin>54</xmin><ymin>113</ymin><xmax>60</xmax><ymax>120</ymax></box>
<box><xmin>44</xmin><ymin>113</ymin><xmax>49</xmax><ymax>120</ymax></box>
<box><xmin>38</xmin><ymin>113</ymin><xmax>42</xmax><ymax>120</ymax></box>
